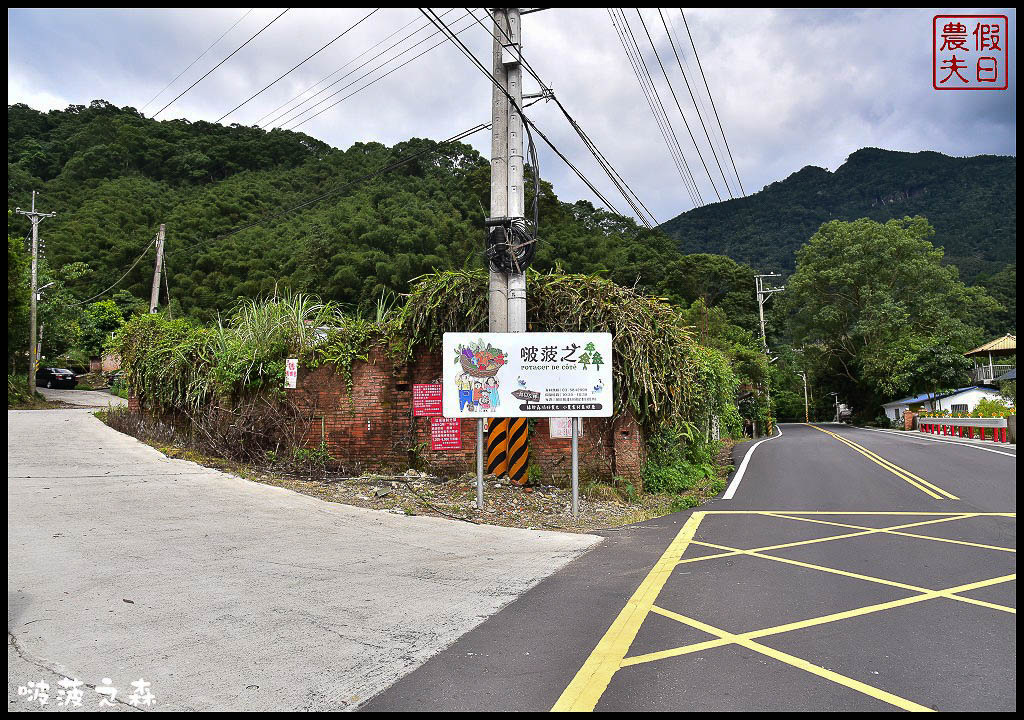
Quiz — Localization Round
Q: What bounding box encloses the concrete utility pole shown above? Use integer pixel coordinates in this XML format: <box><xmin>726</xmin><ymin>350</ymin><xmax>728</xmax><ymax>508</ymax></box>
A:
<box><xmin>15</xmin><ymin>191</ymin><xmax>57</xmax><ymax>395</ymax></box>
<box><xmin>488</xmin><ymin>16</ymin><xmax>510</xmax><ymax>335</ymax></box>
<box><xmin>754</xmin><ymin>273</ymin><xmax>784</xmax><ymax>437</ymax></box>
<box><xmin>797</xmin><ymin>371</ymin><xmax>810</xmax><ymax>423</ymax></box>
<box><xmin>486</xmin><ymin>8</ymin><xmax>530</xmax><ymax>485</ymax></box>
<box><xmin>504</xmin><ymin>8</ymin><xmax>526</xmax><ymax>334</ymax></box>
<box><xmin>754</xmin><ymin>273</ymin><xmax>784</xmax><ymax>353</ymax></box>
<box><xmin>149</xmin><ymin>224</ymin><xmax>166</xmax><ymax>313</ymax></box>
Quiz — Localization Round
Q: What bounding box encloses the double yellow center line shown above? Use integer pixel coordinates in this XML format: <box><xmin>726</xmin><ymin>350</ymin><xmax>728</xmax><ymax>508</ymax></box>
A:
<box><xmin>805</xmin><ymin>424</ymin><xmax>958</xmax><ymax>500</ymax></box>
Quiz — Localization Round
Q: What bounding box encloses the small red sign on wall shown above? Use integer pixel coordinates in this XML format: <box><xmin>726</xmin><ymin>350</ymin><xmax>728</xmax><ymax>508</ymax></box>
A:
<box><xmin>430</xmin><ymin>417</ymin><xmax>461</xmax><ymax>450</ymax></box>
<box><xmin>413</xmin><ymin>384</ymin><xmax>443</xmax><ymax>417</ymax></box>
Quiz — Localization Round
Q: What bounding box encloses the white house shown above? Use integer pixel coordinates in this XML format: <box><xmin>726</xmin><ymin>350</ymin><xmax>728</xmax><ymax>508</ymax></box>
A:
<box><xmin>881</xmin><ymin>386</ymin><xmax>1004</xmax><ymax>423</ymax></box>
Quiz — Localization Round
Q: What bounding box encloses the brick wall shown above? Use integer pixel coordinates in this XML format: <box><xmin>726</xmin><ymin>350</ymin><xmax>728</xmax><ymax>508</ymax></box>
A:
<box><xmin>288</xmin><ymin>345</ymin><xmax>646</xmax><ymax>484</ymax></box>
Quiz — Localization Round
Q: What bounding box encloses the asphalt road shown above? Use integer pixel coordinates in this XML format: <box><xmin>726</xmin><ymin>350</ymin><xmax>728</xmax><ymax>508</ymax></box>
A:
<box><xmin>7</xmin><ymin>405</ymin><xmax>598</xmax><ymax>711</ymax></box>
<box><xmin>365</xmin><ymin>423</ymin><xmax>1016</xmax><ymax>712</ymax></box>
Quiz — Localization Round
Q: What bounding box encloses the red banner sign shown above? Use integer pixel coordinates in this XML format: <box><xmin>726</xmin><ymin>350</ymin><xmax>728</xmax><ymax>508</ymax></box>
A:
<box><xmin>413</xmin><ymin>384</ymin><xmax>443</xmax><ymax>416</ymax></box>
<box><xmin>430</xmin><ymin>417</ymin><xmax>461</xmax><ymax>451</ymax></box>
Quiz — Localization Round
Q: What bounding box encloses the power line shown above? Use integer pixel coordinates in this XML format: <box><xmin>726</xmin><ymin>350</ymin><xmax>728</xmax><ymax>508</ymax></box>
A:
<box><xmin>72</xmin><ymin>237</ymin><xmax>156</xmax><ymax>306</ymax></box>
<box><xmin>140</xmin><ymin>9</ymin><xmax>253</xmax><ymax>113</ymax></box>
<box><xmin>612</xmin><ymin>8</ymin><xmax>702</xmax><ymax>207</ymax></box>
<box><xmin>657</xmin><ymin>8</ymin><xmax>733</xmax><ymax>199</ymax></box>
<box><xmin>681</xmin><ymin>9</ymin><xmax>746</xmax><ymax>196</ymax></box>
<box><xmin>215</xmin><ymin>8</ymin><xmax>380</xmax><ymax>124</ymax></box>
<box><xmin>658</xmin><ymin>8</ymin><xmax>732</xmax><ymax>199</ymax></box>
<box><xmin>423</xmin><ymin>8</ymin><xmax>647</xmax><ymax>225</ymax></box>
<box><xmin>476</xmin><ymin>9</ymin><xmax>656</xmax><ymax>226</ymax></box>
<box><xmin>277</xmin><ymin>9</ymin><xmax>471</xmax><ymax>130</ymax></box>
<box><xmin>162</xmin><ymin>254</ymin><xmax>172</xmax><ymax>319</ymax></box>
<box><xmin>634</xmin><ymin>9</ymin><xmax>722</xmax><ymax>202</ymax></box>
<box><xmin>607</xmin><ymin>7</ymin><xmax>697</xmax><ymax>207</ymax></box>
<box><xmin>253</xmin><ymin>10</ymin><xmax>424</xmax><ymax>127</ymax></box>
<box><xmin>150</xmin><ymin>8</ymin><xmax>290</xmax><ymax>119</ymax></box>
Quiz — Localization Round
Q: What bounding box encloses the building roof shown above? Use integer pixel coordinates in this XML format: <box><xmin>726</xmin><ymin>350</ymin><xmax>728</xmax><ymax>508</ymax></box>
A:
<box><xmin>881</xmin><ymin>386</ymin><xmax>996</xmax><ymax>408</ymax></box>
<box><xmin>965</xmin><ymin>333</ymin><xmax>1016</xmax><ymax>357</ymax></box>
<box><xmin>994</xmin><ymin>368</ymin><xmax>1016</xmax><ymax>383</ymax></box>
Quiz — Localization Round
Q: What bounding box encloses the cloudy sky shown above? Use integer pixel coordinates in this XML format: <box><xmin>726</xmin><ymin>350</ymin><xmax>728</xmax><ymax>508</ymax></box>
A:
<box><xmin>8</xmin><ymin>7</ymin><xmax>1017</xmax><ymax>223</ymax></box>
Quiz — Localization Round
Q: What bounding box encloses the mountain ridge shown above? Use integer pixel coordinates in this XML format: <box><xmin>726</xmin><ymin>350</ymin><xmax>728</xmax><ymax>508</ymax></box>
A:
<box><xmin>659</xmin><ymin>147</ymin><xmax>1016</xmax><ymax>283</ymax></box>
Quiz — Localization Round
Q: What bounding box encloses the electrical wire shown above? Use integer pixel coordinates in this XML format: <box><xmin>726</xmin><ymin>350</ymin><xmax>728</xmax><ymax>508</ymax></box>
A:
<box><xmin>612</xmin><ymin>8</ymin><xmax>702</xmax><ymax>207</ymax></box>
<box><xmin>253</xmin><ymin>10</ymin><xmax>425</xmax><ymax>127</ymax></box>
<box><xmin>71</xmin><ymin>237</ymin><xmax>156</xmax><ymax>306</ymax></box>
<box><xmin>162</xmin><ymin>254</ymin><xmax>172</xmax><ymax>319</ymax></box>
<box><xmin>150</xmin><ymin>8</ymin><xmax>290</xmax><ymax>119</ymax></box>
<box><xmin>478</xmin><ymin>9</ymin><xmax>657</xmax><ymax>226</ymax></box>
<box><xmin>634</xmin><ymin>9</ymin><xmax>722</xmax><ymax>202</ymax></box>
<box><xmin>215</xmin><ymin>8</ymin><xmax>380</xmax><ymax>124</ymax></box>
<box><xmin>140</xmin><ymin>9</ymin><xmax>254</xmax><ymax>113</ymax></box>
<box><xmin>278</xmin><ymin>9</ymin><xmax>471</xmax><ymax>130</ymax></box>
<box><xmin>681</xmin><ymin>9</ymin><xmax>746</xmax><ymax>196</ymax></box>
<box><xmin>657</xmin><ymin>8</ymin><xmax>733</xmax><ymax>199</ymax></box>
<box><xmin>419</xmin><ymin>9</ymin><xmax>625</xmax><ymax>221</ymax></box>
<box><xmin>608</xmin><ymin>8</ymin><xmax>693</xmax><ymax>206</ymax></box>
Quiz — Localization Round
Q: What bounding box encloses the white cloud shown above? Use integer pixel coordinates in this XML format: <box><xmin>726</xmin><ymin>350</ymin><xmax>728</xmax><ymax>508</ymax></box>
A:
<box><xmin>8</xmin><ymin>7</ymin><xmax>1017</xmax><ymax>222</ymax></box>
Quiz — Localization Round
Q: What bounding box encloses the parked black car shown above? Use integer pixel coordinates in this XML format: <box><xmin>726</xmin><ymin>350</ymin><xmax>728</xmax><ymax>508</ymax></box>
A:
<box><xmin>36</xmin><ymin>367</ymin><xmax>78</xmax><ymax>389</ymax></box>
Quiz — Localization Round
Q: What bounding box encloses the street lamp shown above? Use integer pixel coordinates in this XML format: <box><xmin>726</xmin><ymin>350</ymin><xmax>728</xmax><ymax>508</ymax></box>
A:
<box><xmin>827</xmin><ymin>392</ymin><xmax>840</xmax><ymax>423</ymax></box>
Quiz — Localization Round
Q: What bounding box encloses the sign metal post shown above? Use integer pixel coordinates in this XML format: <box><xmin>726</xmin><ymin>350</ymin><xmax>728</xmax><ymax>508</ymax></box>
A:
<box><xmin>476</xmin><ymin>419</ymin><xmax>485</xmax><ymax>510</ymax></box>
<box><xmin>571</xmin><ymin>417</ymin><xmax>579</xmax><ymax>520</ymax></box>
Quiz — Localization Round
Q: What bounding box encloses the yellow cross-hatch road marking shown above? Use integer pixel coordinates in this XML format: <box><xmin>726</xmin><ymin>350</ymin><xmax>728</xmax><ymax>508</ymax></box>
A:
<box><xmin>762</xmin><ymin>512</ymin><xmax>1016</xmax><ymax>553</ymax></box>
<box><xmin>674</xmin><ymin>513</ymin><xmax>986</xmax><ymax>568</ymax></box>
<box><xmin>552</xmin><ymin>511</ymin><xmax>1015</xmax><ymax>712</ymax></box>
<box><xmin>688</xmin><ymin>536</ymin><xmax>1016</xmax><ymax>614</ymax></box>
<box><xmin>551</xmin><ymin>511</ymin><xmax>705</xmax><ymax>712</ymax></box>
<box><xmin>805</xmin><ymin>424</ymin><xmax>959</xmax><ymax>500</ymax></box>
<box><xmin>621</xmin><ymin>573</ymin><xmax>1016</xmax><ymax>669</ymax></box>
<box><xmin>643</xmin><ymin>606</ymin><xmax>937</xmax><ymax>712</ymax></box>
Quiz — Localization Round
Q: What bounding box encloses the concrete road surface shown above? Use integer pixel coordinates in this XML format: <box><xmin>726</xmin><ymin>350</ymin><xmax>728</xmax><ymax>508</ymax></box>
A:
<box><xmin>366</xmin><ymin>423</ymin><xmax>1016</xmax><ymax>712</ymax></box>
<box><xmin>7</xmin><ymin>409</ymin><xmax>599</xmax><ymax>711</ymax></box>
<box><xmin>37</xmin><ymin>387</ymin><xmax>126</xmax><ymax>408</ymax></box>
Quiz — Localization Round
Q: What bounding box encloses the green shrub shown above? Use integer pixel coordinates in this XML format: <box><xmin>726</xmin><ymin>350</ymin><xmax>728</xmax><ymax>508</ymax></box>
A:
<box><xmin>642</xmin><ymin>423</ymin><xmax>719</xmax><ymax>494</ymax></box>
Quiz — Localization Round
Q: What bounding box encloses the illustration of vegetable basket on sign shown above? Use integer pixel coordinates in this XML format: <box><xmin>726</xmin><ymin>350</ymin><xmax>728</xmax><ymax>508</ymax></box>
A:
<box><xmin>453</xmin><ymin>339</ymin><xmax>507</xmax><ymax>413</ymax></box>
<box><xmin>442</xmin><ymin>332</ymin><xmax>613</xmax><ymax>418</ymax></box>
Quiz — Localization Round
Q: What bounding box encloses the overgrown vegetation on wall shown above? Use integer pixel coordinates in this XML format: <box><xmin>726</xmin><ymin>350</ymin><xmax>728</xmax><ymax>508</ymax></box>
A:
<box><xmin>114</xmin><ymin>270</ymin><xmax>756</xmax><ymax>490</ymax></box>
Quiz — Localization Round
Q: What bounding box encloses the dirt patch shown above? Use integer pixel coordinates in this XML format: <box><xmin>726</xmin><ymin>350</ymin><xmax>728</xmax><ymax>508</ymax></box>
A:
<box><xmin>97</xmin><ymin>408</ymin><xmax>735</xmax><ymax>532</ymax></box>
<box><xmin>148</xmin><ymin>443</ymin><xmax>733</xmax><ymax>533</ymax></box>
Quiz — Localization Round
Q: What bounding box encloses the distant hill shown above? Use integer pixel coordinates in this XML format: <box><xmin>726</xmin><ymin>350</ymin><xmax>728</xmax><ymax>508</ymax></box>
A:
<box><xmin>659</xmin><ymin>148</ymin><xmax>1016</xmax><ymax>283</ymax></box>
<box><xmin>12</xmin><ymin>100</ymin><xmax>736</xmax><ymax>324</ymax></box>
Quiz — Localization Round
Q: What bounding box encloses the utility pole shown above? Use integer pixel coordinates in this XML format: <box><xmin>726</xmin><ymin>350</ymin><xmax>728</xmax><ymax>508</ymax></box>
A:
<box><xmin>754</xmin><ymin>273</ymin><xmax>784</xmax><ymax>437</ymax></box>
<box><xmin>797</xmin><ymin>371</ymin><xmax>809</xmax><ymax>423</ymax></box>
<box><xmin>15</xmin><ymin>191</ymin><xmax>57</xmax><ymax>395</ymax></box>
<box><xmin>754</xmin><ymin>273</ymin><xmax>784</xmax><ymax>353</ymax></box>
<box><xmin>486</xmin><ymin>8</ymin><xmax>529</xmax><ymax>485</ymax></box>
<box><xmin>149</xmin><ymin>224</ymin><xmax>166</xmax><ymax>313</ymax></box>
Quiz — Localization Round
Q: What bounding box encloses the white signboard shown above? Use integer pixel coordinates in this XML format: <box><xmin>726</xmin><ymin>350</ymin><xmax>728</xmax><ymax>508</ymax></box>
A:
<box><xmin>442</xmin><ymin>332</ymin><xmax>613</xmax><ymax>418</ymax></box>
<box><xmin>285</xmin><ymin>358</ymin><xmax>298</xmax><ymax>389</ymax></box>
<box><xmin>550</xmin><ymin>417</ymin><xmax>584</xmax><ymax>438</ymax></box>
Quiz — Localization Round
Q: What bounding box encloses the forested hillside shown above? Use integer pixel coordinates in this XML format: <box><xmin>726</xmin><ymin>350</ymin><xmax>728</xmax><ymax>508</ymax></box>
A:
<box><xmin>10</xmin><ymin>100</ymin><xmax>752</xmax><ymax>325</ymax></box>
<box><xmin>660</xmin><ymin>147</ymin><xmax>1016</xmax><ymax>283</ymax></box>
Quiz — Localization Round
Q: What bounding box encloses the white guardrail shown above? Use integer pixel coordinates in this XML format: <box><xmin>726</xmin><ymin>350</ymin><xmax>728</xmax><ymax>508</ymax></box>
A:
<box><xmin>918</xmin><ymin>416</ymin><xmax>1010</xmax><ymax>443</ymax></box>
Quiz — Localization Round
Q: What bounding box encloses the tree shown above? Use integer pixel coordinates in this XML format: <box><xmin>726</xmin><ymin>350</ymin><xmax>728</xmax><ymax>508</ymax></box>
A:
<box><xmin>80</xmin><ymin>299</ymin><xmax>125</xmax><ymax>356</ymax></box>
<box><xmin>781</xmin><ymin>217</ymin><xmax>995</xmax><ymax>414</ymax></box>
<box><xmin>8</xmin><ymin>231</ymin><xmax>30</xmax><ymax>371</ymax></box>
